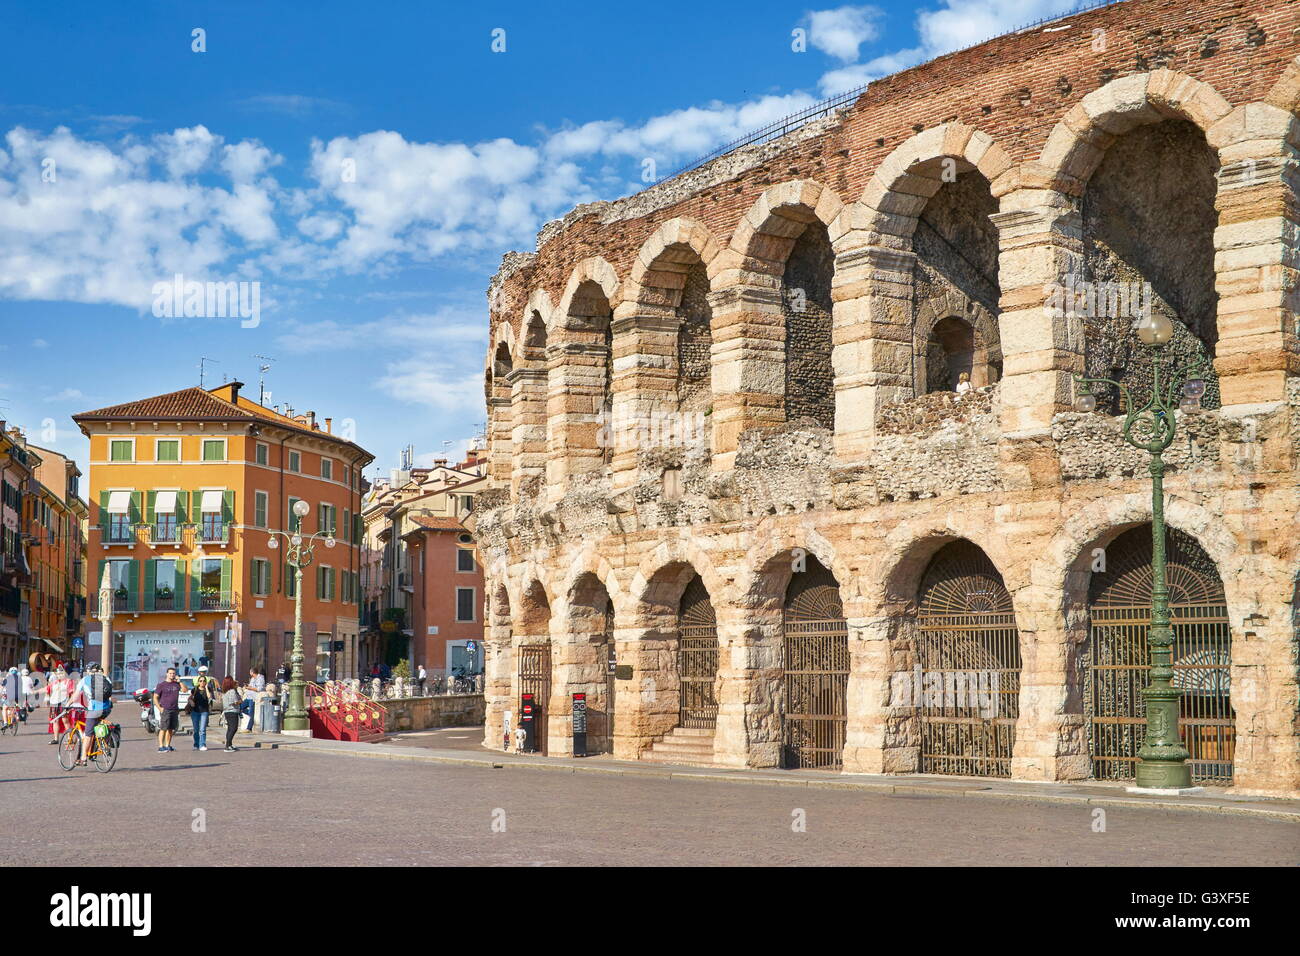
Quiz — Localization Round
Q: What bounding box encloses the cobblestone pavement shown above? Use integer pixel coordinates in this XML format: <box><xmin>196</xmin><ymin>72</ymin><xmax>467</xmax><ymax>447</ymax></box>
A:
<box><xmin>3</xmin><ymin>725</ymin><xmax>1297</xmax><ymax>866</ymax></box>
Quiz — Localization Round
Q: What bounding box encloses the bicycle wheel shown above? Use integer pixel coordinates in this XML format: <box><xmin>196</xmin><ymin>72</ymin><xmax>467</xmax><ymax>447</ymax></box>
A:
<box><xmin>91</xmin><ymin>733</ymin><xmax>118</xmax><ymax>772</ymax></box>
<box><xmin>57</xmin><ymin>729</ymin><xmax>81</xmax><ymax>771</ymax></box>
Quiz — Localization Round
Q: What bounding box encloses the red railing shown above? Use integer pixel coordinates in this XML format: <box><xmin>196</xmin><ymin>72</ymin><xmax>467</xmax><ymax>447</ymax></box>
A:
<box><xmin>305</xmin><ymin>681</ymin><xmax>387</xmax><ymax>742</ymax></box>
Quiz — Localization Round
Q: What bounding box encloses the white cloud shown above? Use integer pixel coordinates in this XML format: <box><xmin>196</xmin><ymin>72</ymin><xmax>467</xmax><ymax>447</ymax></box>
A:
<box><xmin>917</xmin><ymin>0</ymin><xmax>1079</xmax><ymax>54</ymax></box>
<box><xmin>806</xmin><ymin>6</ymin><xmax>883</xmax><ymax>61</ymax></box>
<box><xmin>376</xmin><ymin>359</ymin><xmax>484</xmax><ymax>412</ymax></box>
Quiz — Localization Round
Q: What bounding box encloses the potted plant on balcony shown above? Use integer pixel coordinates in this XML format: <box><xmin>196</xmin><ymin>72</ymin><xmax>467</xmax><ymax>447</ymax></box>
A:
<box><xmin>199</xmin><ymin>585</ymin><xmax>221</xmax><ymax>607</ymax></box>
<box><xmin>155</xmin><ymin>584</ymin><xmax>173</xmax><ymax>608</ymax></box>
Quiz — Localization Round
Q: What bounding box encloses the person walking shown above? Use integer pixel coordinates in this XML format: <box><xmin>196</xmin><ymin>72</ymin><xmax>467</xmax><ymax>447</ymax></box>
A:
<box><xmin>188</xmin><ymin>665</ymin><xmax>217</xmax><ymax>751</ymax></box>
<box><xmin>241</xmin><ymin>668</ymin><xmax>266</xmax><ymax>731</ymax></box>
<box><xmin>417</xmin><ymin>664</ymin><xmax>427</xmax><ymax>695</ymax></box>
<box><xmin>152</xmin><ymin>667</ymin><xmax>182</xmax><ymax>753</ymax></box>
<box><xmin>45</xmin><ymin>665</ymin><xmax>75</xmax><ymax>744</ymax></box>
<box><xmin>220</xmin><ymin>677</ymin><xmax>242</xmax><ymax>752</ymax></box>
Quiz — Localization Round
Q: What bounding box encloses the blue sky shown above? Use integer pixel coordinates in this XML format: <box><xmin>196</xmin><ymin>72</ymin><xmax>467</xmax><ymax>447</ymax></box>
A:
<box><xmin>0</xmin><ymin>0</ymin><xmax>1079</xmax><ymax>482</ymax></box>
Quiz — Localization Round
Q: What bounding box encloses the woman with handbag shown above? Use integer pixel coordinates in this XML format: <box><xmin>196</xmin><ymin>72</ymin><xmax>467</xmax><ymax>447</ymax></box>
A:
<box><xmin>189</xmin><ymin>665</ymin><xmax>216</xmax><ymax>751</ymax></box>
<box><xmin>45</xmin><ymin>665</ymin><xmax>75</xmax><ymax>744</ymax></box>
<box><xmin>220</xmin><ymin>677</ymin><xmax>242</xmax><ymax>752</ymax></box>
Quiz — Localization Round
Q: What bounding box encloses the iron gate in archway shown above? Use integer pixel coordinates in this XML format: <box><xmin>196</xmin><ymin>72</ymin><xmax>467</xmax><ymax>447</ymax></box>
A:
<box><xmin>518</xmin><ymin>643</ymin><xmax>551</xmax><ymax>756</ymax></box>
<box><xmin>594</xmin><ymin>611</ymin><xmax>616</xmax><ymax>752</ymax></box>
<box><xmin>1085</xmin><ymin>526</ymin><xmax>1234</xmax><ymax>783</ymax></box>
<box><xmin>782</xmin><ymin>560</ymin><xmax>849</xmax><ymax>769</ymax></box>
<box><xmin>678</xmin><ymin>575</ymin><xmax>718</xmax><ymax>728</ymax></box>
<box><xmin>916</xmin><ymin>541</ymin><xmax>1021</xmax><ymax>777</ymax></box>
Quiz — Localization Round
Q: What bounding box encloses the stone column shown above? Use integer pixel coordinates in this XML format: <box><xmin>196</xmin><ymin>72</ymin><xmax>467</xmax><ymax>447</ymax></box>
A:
<box><xmin>609</xmin><ymin>306</ymin><xmax>680</xmax><ymax>492</ymax></box>
<box><xmin>611</xmin><ymin>617</ymin><xmax>679</xmax><ymax>760</ymax></box>
<box><xmin>545</xmin><ymin>327</ymin><xmax>609</xmax><ymax>501</ymax></box>
<box><xmin>711</xmin><ymin>601</ymin><xmax>784</xmax><ymax>769</ymax></box>
<box><xmin>487</xmin><ymin>392</ymin><xmax>512</xmax><ymax>487</ymax></box>
<box><xmin>831</xmin><ymin>245</ymin><xmax>916</xmax><ymax>460</ymax></box>
<box><xmin>707</xmin><ymin>273</ymin><xmax>786</xmax><ymax>472</ymax></box>
<box><xmin>481</xmin><ymin>592</ymin><xmax>513</xmax><ymax>751</ymax></box>
<box><xmin>842</xmin><ymin>614</ymin><xmax>897</xmax><ymax>774</ymax></box>
<box><xmin>509</xmin><ymin>366</ymin><xmax>547</xmax><ymax>499</ymax></box>
<box><xmin>1205</xmin><ymin>109</ymin><xmax>1300</xmax><ymax>408</ymax></box>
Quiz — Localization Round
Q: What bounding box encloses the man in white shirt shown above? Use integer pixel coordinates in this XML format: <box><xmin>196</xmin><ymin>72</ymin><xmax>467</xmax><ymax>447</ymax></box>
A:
<box><xmin>417</xmin><ymin>665</ymin><xmax>427</xmax><ymax>695</ymax></box>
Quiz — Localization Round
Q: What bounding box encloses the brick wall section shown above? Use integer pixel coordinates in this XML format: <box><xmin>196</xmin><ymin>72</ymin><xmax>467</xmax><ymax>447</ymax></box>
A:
<box><xmin>488</xmin><ymin>0</ymin><xmax>1300</xmax><ymax>340</ymax></box>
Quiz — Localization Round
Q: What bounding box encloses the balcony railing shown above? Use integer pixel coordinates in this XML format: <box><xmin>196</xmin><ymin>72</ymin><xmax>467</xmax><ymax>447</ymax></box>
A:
<box><xmin>111</xmin><ymin>593</ymin><xmax>137</xmax><ymax>613</ymax></box>
<box><xmin>103</xmin><ymin>523</ymin><xmax>136</xmax><ymax>544</ymax></box>
<box><xmin>197</xmin><ymin>591</ymin><xmax>235</xmax><ymax>611</ymax></box>
<box><xmin>198</xmin><ymin>520</ymin><xmax>228</xmax><ymax>544</ymax></box>
<box><xmin>151</xmin><ymin>592</ymin><xmax>178</xmax><ymax>612</ymax></box>
<box><xmin>151</xmin><ymin>521</ymin><xmax>180</xmax><ymax>543</ymax></box>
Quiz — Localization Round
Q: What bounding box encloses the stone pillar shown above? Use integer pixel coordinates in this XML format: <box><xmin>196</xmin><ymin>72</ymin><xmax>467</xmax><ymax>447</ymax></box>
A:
<box><xmin>481</xmin><ymin>595</ymin><xmax>513</xmax><ymax>752</ymax></box>
<box><xmin>711</xmin><ymin>601</ymin><xmax>784</xmax><ymax>769</ymax></box>
<box><xmin>831</xmin><ymin>245</ymin><xmax>916</xmax><ymax>460</ymax></box>
<box><xmin>842</xmin><ymin>614</ymin><xmax>897</xmax><ymax>774</ymax></box>
<box><xmin>708</xmin><ymin>274</ymin><xmax>786</xmax><ymax>472</ymax></box>
<box><xmin>487</xmin><ymin>392</ymin><xmax>512</xmax><ymax>487</ymax></box>
<box><xmin>1009</xmin><ymin>585</ymin><xmax>1089</xmax><ymax>781</ymax></box>
<box><xmin>608</xmin><ymin>306</ymin><xmax>680</xmax><ymax>492</ymax></box>
<box><xmin>509</xmin><ymin>366</ymin><xmax>547</xmax><ymax>499</ymax></box>
<box><xmin>546</xmin><ymin>327</ymin><xmax>609</xmax><ymax>500</ymax></box>
<box><xmin>612</xmin><ymin>618</ymin><xmax>679</xmax><ymax>760</ymax></box>
<box><xmin>1205</xmin><ymin>109</ymin><xmax>1300</xmax><ymax>408</ymax></box>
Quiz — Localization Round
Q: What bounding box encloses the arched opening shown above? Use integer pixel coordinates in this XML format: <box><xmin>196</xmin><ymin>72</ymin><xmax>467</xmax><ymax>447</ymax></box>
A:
<box><xmin>676</xmin><ymin>262</ymin><xmax>713</xmax><ymax>427</ymax></box>
<box><xmin>493</xmin><ymin>341</ymin><xmax>513</xmax><ymax>379</ymax></box>
<box><xmin>677</xmin><ymin>574</ymin><xmax>718</xmax><ymax>729</ymax></box>
<box><xmin>1084</xmin><ymin>525</ymin><xmax>1233</xmax><ymax>783</ymax></box>
<box><xmin>568</xmin><ymin>572</ymin><xmax>616</xmax><ymax>754</ymax></box>
<box><xmin>1081</xmin><ymin>119</ymin><xmax>1221</xmax><ymax>412</ymax></box>
<box><xmin>516</xmin><ymin>310</ymin><xmax>550</xmax><ymax>496</ymax></box>
<box><xmin>782</xmin><ymin>221</ymin><xmax>835</xmax><ymax>428</ymax></box>
<box><xmin>914</xmin><ymin>540</ymin><xmax>1020</xmax><ymax>777</ymax></box>
<box><xmin>913</xmin><ymin>167</ymin><xmax>1001</xmax><ymax>396</ymax></box>
<box><xmin>781</xmin><ymin>556</ymin><xmax>848</xmax><ymax>769</ymax></box>
<box><xmin>565</xmin><ymin>280</ymin><xmax>614</xmax><ymax>467</ymax></box>
<box><xmin>516</xmin><ymin>580</ymin><xmax>552</xmax><ymax>755</ymax></box>
<box><xmin>524</xmin><ymin>311</ymin><xmax>547</xmax><ymax>351</ymax></box>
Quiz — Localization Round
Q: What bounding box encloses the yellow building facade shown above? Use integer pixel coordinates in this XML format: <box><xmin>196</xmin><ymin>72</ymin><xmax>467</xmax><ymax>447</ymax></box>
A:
<box><xmin>74</xmin><ymin>383</ymin><xmax>373</xmax><ymax>689</ymax></box>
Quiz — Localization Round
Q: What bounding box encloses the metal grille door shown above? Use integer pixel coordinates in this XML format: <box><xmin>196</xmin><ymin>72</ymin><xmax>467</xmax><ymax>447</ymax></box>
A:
<box><xmin>678</xmin><ymin>576</ymin><xmax>718</xmax><ymax>728</ymax></box>
<box><xmin>1085</xmin><ymin>527</ymin><xmax>1234</xmax><ymax>783</ymax></box>
<box><xmin>595</xmin><ymin>614</ymin><xmax>616</xmax><ymax>752</ymax></box>
<box><xmin>518</xmin><ymin>644</ymin><xmax>551</xmax><ymax>756</ymax></box>
<box><xmin>916</xmin><ymin>542</ymin><xmax>1021</xmax><ymax>778</ymax></box>
<box><xmin>782</xmin><ymin>560</ymin><xmax>849</xmax><ymax>770</ymax></box>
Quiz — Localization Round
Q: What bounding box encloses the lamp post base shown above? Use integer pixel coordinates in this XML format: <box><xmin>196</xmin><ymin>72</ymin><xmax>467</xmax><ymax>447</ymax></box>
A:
<box><xmin>1126</xmin><ymin>785</ymin><xmax>1205</xmax><ymax>796</ymax></box>
<box><xmin>1134</xmin><ymin>759</ymin><xmax>1193</xmax><ymax>791</ymax></box>
<box><xmin>279</xmin><ymin>728</ymin><xmax>312</xmax><ymax>738</ymax></box>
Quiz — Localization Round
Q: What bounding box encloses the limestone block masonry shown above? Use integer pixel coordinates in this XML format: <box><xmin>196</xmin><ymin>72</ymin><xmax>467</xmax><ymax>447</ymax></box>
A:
<box><xmin>476</xmin><ymin>0</ymin><xmax>1300</xmax><ymax>796</ymax></box>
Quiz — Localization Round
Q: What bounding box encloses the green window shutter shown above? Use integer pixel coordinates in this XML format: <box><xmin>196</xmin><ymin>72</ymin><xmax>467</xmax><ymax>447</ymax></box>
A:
<box><xmin>98</xmin><ymin>491</ymin><xmax>109</xmax><ymax>531</ymax></box>
<box><xmin>190</xmin><ymin>491</ymin><xmax>201</xmax><ymax>526</ymax></box>
<box><xmin>190</xmin><ymin>560</ymin><xmax>201</xmax><ymax>608</ymax></box>
<box><xmin>129</xmin><ymin>491</ymin><xmax>142</xmax><ymax>525</ymax></box>
<box><xmin>288</xmin><ymin>498</ymin><xmax>301</xmax><ymax>532</ymax></box>
<box><xmin>317</xmin><ymin>503</ymin><xmax>325</xmax><ymax>534</ymax></box>
<box><xmin>145</xmin><ymin>491</ymin><xmax>157</xmax><ymax>525</ymax></box>
<box><xmin>316</xmin><ymin>565</ymin><xmax>324</xmax><ymax>599</ymax></box>
<box><xmin>285</xmin><ymin>561</ymin><xmax>295</xmax><ymax>598</ymax></box>
<box><xmin>126</xmin><ymin>559</ymin><xmax>139</xmax><ymax>612</ymax></box>
<box><xmin>96</xmin><ymin>559</ymin><xmax>106</xmax><ymax>603</ymax></box>
<box><xmin>175</xmin><ymin>491</ymin><xmax>188</xmax><ymax>525</ymax></box>
<box><xmin>220</xmin><ymin>558</ymin><xmax>232</xmax><ymax>600</ymax></box>
<box><xmin>143</xmin><ymin>560</ymin><xmax>156</xmax><ymax>611</ymax></box>
<box><xmin>175</xmin><ymin>560</ymin><xmax>187</xmax><ymax>611</ymax></box>
<box><xmin>222</xmin><ymin>490</ymin><xmax>235</xmax><ymax>535</ymax></box>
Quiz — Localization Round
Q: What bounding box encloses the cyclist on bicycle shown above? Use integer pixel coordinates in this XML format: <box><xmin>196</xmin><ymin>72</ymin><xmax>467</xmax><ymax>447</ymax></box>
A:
<box><xmin>1</xmin><ymin>667</ymin><xmax>20</xmax><ymax>729</ymax></box>
<box><xmin>68</xmin><ymin>662</ymin><xmax>114</xmax><ymax>766</ymax></box>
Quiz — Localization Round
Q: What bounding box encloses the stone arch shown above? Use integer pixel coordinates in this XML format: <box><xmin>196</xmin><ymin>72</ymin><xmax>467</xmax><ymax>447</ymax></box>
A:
<box><xmin>562</xmin><ymin>569</ymin><xmax>619</xmax><ymax>754</ymax></box>
<box><xmin>555</xmin><ymin>257</ymin><xmax>620</xmax><ymax>330</ymax></box>
<box><xmin>629</xmin><ymin>536</ymin><xmax>729</xmax><ymax>622</ymax></box>
<box><xmin>1265</xmin><ymin>55</ymin><xmax>1300</xmax><ymax>116</ymax></box>
<box><xmin>859</xmin><ymin>122</ymin><xmax>1015</xmax><ymax>239</ymax></box>
<box><xmin>625</xmin><ymin>217</ymin><xmax>725</xmax><ymax>299</ymax></box>
<box><xmin>729</xmin><ymin>180</ymin><xmax>848</xmax><ymax>273</ymax></box>
<box><xmin>1037</xmin><ymin>70</ymin><xmax>1234</xmax><ymax>195</ymax></box>
<box><xmin>913</xmin><ymin>289</ymin><xmax>1002</xmax><ymax>394</ymax></box>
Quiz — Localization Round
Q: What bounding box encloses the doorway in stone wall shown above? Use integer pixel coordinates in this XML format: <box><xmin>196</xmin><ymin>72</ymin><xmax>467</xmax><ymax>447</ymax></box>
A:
<box><xmin>518</xmin><ymin>643</ymin><xmax>551</xmax><ymax>756</ymax></box>
<box><xmin>781</xmin><ymin>558</ymin><xmax>849</xmax><ymax>770</ymax></box>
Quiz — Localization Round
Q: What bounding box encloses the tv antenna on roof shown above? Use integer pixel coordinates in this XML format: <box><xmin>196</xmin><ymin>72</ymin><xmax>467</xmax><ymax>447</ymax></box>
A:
<box><xmin>199</xmin><ymin>357</ymin><xmax>220</xmax><ymax>389</ymax></box>
<box><xmin>253</xmin><ymin>354</ymin><xmax>276</xmax><ymax>405</ymax></box>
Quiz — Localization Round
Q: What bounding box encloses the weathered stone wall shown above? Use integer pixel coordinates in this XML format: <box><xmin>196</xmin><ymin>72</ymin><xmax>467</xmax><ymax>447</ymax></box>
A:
<box><xmin>382</xmin><ymin>694</ymin><xmax>486</xmax><ymax>733</ymax></box>
<box><xmin>476</xmin><ymin>0</ymin><xmax>1300</xmax><ymax>796</ymax></box>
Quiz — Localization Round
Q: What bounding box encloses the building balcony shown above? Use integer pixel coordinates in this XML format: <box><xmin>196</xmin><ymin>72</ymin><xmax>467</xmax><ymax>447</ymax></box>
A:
<box><xmin>150</xmin><ymin>522</ymin><xmax>181</xmax><ymax>545</ymax></box>
<box><xmin>196</xmin><ymin>591</ymin><xmax>235</xmax><ymax>612</ymax></box>
<box><xmin>197</xmin><ymin>522</ymin><xmax>229</xmax><ymax>545</ymax></box>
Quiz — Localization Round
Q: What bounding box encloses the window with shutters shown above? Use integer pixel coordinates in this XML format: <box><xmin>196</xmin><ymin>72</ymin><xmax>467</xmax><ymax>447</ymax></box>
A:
<box><xmin>318</xmin><ymin>502</ymin><xmax>336</xmax><ymax>535</ymax></box>
<box><xmin>321</xmin><ymin>458</ymin><xmax>333</xmax><ymax>480</ymax></box>
<box><xmin>288</xmin><ymin>451</ymin><xmax>301</xmax><ymax>472</ymax></box>
<box><xmin>199</xmin><ymin>489</ymin><xmax>227</xmax><ymax>542</ymax></box>
<box><xmin>201</xmin><ymin>439</ymin><xmax>226</xmax><ymax>462</ymax></box>
<box><xmin>255</xmin><ymin>443</ymin><xmax>268</xmax><ymax>466</ymax></box>
<box><xmin>254</xmin><ymin>491</ymin><xmax>268</xmax><ymax>528</ymax></box>
<box><xmin>152</xmin><ymin>559</ymin><xmax>178</xmax><ymax>610</ymax></box>
<box><xmin>109</xmin><ymin>439</ymin><xmax>134</xmax><ymax>462</ymax></box>
<box><xmin>286</xmin><ymin>563</ymin><xmax>297</xmax><ymax>598</ymax></box>
<box><xmin>457</xmin><ymin>548</ymin><xmax>475</xmax><ymax>572</ymax></box>
<box><xmin>251</xmin><ymin>558</ymin><xmax>270</xmax><ymax>596</ymax></box>
<box><xmin>155</xmin><ymin>439</ymin><xmax>180</xmax><ymax>462</ymax></box>
<box><xmin>199</xmin><ymin>558</ymin><xmax>224</xmax><ymax>609</ymax></box>
<box><xmin>288</xmin><ymin>497</ymin><xmax>303</xmax><ymax>532</ymax></box>
<box><xmin>456</xmin><ymin>586</ymin><xmax>475</xmax><ymax>622</ymax></box>
<box><xmin>108</xmin><ymin>559</ymin><xmax>134</xmax><ymax>612</ymax></box>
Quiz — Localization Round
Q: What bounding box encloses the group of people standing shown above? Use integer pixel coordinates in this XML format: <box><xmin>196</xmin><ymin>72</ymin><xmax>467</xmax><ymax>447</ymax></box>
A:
<box><xmin>151</xmin><ymin>666</ymin><xmax>275</xmax><ymax>753</ymax></box>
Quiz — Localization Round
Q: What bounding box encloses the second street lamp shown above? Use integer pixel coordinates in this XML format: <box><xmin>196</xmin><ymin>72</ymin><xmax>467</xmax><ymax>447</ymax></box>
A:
<box><xmin>261</xmin><ymin>498</ymin><xmax>336</xmax><ymax>734</ymax></box>
<box><xmin>1074</xmin><ymin>311</ymin><xmax>1210</xmax><ymax>791</ymax></box>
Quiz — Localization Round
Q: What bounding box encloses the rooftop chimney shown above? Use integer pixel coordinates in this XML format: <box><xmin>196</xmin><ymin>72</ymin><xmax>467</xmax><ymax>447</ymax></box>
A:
<box><xmin>325</xmin><ymin>418</ymin><xmax>333</xmax><ymax>434</ymax></box>
<box><xmin>308</xmin><ymin>411</ymin><xmax>317</xmax><ymax>430</ymax></box>
<box><xmin>229</xmin><ymin>380</ymin><xmax>243</xmax><ymax>402</ymax></box>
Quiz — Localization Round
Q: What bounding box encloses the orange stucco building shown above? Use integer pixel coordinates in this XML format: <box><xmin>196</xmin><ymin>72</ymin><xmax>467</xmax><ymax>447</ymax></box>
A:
<box><xmin>73</xmin><ymin>382</ymin><xmax>374</xmax><ymax>689</ymax></box>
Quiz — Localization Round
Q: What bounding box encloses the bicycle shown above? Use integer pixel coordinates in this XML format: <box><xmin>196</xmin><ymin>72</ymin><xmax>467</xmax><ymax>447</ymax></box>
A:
<box><xmin>0</xmin><ymin>705</ymin><xmax>19</xmax><ymax>737</ymax></box>
<box><xmin>57</xmin><ymin>709</ymin><xmax>120</xmax><ymax>773</ymax></box>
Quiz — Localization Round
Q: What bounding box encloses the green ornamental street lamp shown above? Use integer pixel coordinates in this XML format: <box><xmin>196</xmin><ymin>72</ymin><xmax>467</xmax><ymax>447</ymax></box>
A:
<box><xmin>264</xmin><ymin>499</ymin><xmax>337</xmax><ymax>733</ymax></box>
<box><xmin>1074</xmin><ymin>311</ymin><xmax>1210</xmax><ymax>790</ymax></box>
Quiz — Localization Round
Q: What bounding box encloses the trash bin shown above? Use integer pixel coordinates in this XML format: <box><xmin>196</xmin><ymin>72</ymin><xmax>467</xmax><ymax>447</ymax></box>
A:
<box><xmin>259</xmin><ymin>696</ymin><xmax>278</xmax><ymax>733</ymax></box>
